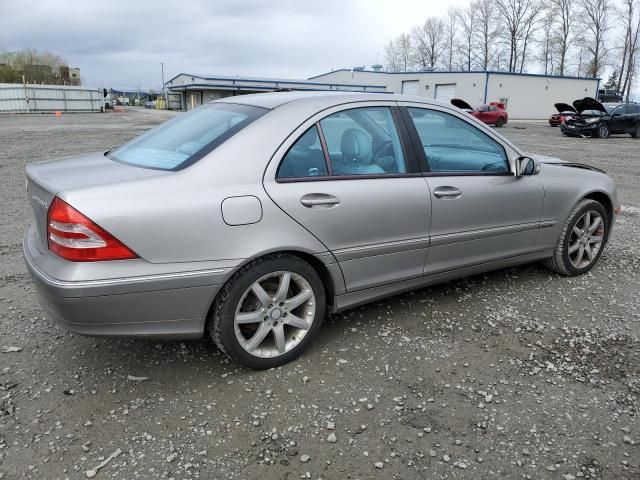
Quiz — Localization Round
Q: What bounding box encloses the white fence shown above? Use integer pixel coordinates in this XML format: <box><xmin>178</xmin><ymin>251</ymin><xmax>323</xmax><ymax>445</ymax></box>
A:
<box><xmin>0</xmin><ymin>83</ymin><xmax>103</xmax><ymax>113</ymax></box>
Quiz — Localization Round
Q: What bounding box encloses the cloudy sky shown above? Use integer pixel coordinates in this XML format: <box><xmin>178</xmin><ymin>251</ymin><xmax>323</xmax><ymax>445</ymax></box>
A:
<box><xmin>0</xmin><ymin>0</ymin><xmax>474</xmax><ymax>89</ymax></box>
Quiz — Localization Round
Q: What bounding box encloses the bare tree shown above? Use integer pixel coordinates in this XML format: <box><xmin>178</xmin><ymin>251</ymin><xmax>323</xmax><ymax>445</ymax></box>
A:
<box><xmin>385</xmin><ymin>34</ymin><xmax>413</xmax><ymax>72</ymax></box>
<box><xmin>412</xmin><ymin>17</ymin><xmax>445</xmax><ymax>70</ymax></box>
<box><xmin>519</xmin><ymin>4</ymin><xmax>543</xmax><ymax>72</ymax></box>
<box><xmin>538</xmin><ymin>4</ymin><xmax>556</xmax><ymax>74</ymax></box>
<box><xmin>579</xmin><ymin>0</ymin><xmax>613</xmax><ymax>77</ymax></box>
<box><xmin>384</xmin><ymin>39</ymin><xmax>400</xmax><ymax>72</ymax></box>
<box><xmin>457</xmin><ymin>4</ymin><xmax>477</xmax><ymax>71</ymax></box>
<box><xmin>442</xmin><ymin>7</ymin><xmax>459</xmax><ymax>70</ymax></box>
<box><xmin>493</xmin><ymin>0</ymin><xmax>540</xmax><ymax>72</ymax></box>
<box><xmin>619</xmin><ymin>0</ymin><xmax>640</xmax><ymax>100</ymax></box>
<box><xmin>475</xmin><ymin>0</ymin><xmax>499</xmax><ymax>70</ymax></box>
<box><xmin>549</xmin><ymin>0</ymin><xmax>574</xmax><ymax>75</ymax></box>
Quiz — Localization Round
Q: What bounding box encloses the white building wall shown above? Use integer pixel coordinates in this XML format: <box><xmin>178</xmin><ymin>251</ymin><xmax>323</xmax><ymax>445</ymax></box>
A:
<box><xmin>485</xmin><ymin>74</ymin><xmax>598</xmax><ymax>119</ymax></box>
<box><xmin>311</xmin><ymin>70</ymin><xmax>599</xmax><ymax>120</ymax></box>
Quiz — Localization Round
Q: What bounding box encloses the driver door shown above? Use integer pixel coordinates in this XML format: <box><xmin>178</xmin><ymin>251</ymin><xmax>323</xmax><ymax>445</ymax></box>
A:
<box><xmin>401</xmin><ymin>105</ymin><xmax>544</xmax><ymax>274</ymax></box>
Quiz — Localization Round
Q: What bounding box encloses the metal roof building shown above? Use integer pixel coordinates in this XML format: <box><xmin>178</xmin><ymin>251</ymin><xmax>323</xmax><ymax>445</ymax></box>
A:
<box><xmin>165</xmin><ymin>73</ymin><xmax>387</xmax><ymax>111</ymax></box>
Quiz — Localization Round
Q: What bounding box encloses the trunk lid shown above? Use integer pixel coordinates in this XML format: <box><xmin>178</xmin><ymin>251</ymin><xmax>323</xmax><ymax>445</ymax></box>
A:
<box><xmin>26</xmin><ymin>151</ymin><xmax>168</xmax><ymax>252</ymax></box>
<box><xmin>450</xmin><ymin>98</ymin><xmax>474</xmax><ymax>112</ymax></box>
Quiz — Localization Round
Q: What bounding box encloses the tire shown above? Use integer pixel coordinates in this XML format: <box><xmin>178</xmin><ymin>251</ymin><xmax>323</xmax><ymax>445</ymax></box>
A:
<box><xmin>595</xmin><ymin>123</ymin><xmax>610</xmax><ymax>139</ymax></box>
<box><xmin>209</xmin><ymin>254</ymin><xmax>326</xmax><ymax>369</ymax></box>
<box><xmin>543</xmin><ymin>199</ymin><xmax>609</xmax><ymax>276</ymax></box>
<box><xmin>632</xmin><ymin>124</ymin><xmax>640</xmax><ymax>138</ymax></box>
<box><xmin>495</xmin><ymin>117</ymin><xmax>506</xmax><ymax>128</ymax></box>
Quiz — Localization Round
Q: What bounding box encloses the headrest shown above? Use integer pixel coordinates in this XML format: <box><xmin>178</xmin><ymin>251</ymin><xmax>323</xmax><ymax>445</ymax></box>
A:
<box><xmin>340</xmin><ymin>128</ymin><xmax>372</xmax><ymax>163</ymax></box>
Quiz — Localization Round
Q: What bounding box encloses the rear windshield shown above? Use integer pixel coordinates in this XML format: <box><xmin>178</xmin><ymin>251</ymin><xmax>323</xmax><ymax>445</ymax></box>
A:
<box><xmin>109</xmin><ymin>103</ymin><xmax>267</xmax><ymax>170</ymax></box>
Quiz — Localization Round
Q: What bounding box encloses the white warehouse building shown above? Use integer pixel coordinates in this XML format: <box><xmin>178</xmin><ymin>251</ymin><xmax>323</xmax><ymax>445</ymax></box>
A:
<box><xmin>310</xmin><ymin>69</ymin><xmax>600</xmax><ymax>120</ymax></box>
<box><xmin>165</xmin><ymin>69</ymin><xmax>599</xmax><ymax>120</ymax></box>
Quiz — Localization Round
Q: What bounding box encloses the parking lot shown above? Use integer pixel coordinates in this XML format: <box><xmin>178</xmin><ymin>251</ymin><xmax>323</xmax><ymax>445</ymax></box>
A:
<box><xmin>0</xmin><ymin>109</ymin><xmax>638</xmax><ymax>479</ymax></box>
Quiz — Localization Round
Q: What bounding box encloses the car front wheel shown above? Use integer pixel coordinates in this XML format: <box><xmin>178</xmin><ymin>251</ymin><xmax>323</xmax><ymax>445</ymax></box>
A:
<box><xmin>209</xmin><ymin>254</ymin><xmax>325</xmax><ymax>369</ymax></box>
<box><xmin>632</xmin><ymin>124</ymin><xmax>640</xmax><ymax>138</ymax></box>
<box><xmin>595</xmin><ymin>123</ymin><xmax>610</xmax><ymax>139</ymax></box>
<box><xmin>544</xmin><ymin>199</ymin><xmax>608</xmax><ymax>276</ymax></box>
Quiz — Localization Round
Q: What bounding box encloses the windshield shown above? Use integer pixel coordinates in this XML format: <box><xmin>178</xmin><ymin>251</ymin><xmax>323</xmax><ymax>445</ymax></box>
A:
<box><xmin>580</xmin><ymin>109</ymin><xmax>605</xmax><ymax>116</ymax></box>
<box><xmin>110</xmin><ymin>102</ymin><xmax>267</xmax><ymax>170</ymax></box>
<box><xmin>604</xmin><ymin>105</ymin><xmax>619</xmax><ymax>114</ymax></box>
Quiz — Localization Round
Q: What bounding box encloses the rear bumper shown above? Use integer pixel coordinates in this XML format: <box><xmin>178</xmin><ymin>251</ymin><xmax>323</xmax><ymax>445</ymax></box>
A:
<box><xmin>22</xmin><ymin>225</ymin><xmax>232</xmax><ymax>339</ymax></box>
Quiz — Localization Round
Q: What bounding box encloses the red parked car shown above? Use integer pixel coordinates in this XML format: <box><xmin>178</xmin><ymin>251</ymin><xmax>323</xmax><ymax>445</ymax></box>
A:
<box><xmin>549</xmin><ymin>103</ymin><xmax>577</xmax><ymax>126</ymax></box>
<box><xmin>451</xmin><ymin>99</ymin><xmax>508</xmax><ymax>127</ymax></box>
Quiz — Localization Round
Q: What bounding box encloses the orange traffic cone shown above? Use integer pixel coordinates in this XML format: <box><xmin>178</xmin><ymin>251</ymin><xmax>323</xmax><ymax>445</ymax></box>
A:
<box><xmin>54</xmin><ymin>111</ymin><xmax>62</xmax><ymax>117</ymax></box>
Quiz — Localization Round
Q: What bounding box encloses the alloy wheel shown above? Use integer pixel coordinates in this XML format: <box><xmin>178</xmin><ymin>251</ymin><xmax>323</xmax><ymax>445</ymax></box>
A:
<box><xmin>598</xmin><ymin>124</ymin><xmax>609</xmax><ymax>139</ymax></box>
<box><xmin>234</xmin><ymin>271</ymin><xmax>316</xmax><ymax>358</ymax></box>
<box><xmin>567</xmin><ymin>210</ymin><xmax>605</xmax><ymax>269</ymax></box>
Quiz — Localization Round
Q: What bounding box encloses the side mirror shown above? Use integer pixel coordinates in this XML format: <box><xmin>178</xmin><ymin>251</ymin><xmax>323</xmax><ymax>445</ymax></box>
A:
<box><xmin>516</xmin><ymin>156</ymin><xmax>539</xmax><ymax>176</ymax></box>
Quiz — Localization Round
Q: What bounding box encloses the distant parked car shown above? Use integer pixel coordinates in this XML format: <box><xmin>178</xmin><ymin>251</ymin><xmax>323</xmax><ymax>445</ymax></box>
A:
<box><xmin>451</xmin><ymin>99</ymin><xmax>508</xmax><ymax>127</ymax></box>
<box><xmin>144</xmin><ymin>100</ymin><xmax>155</xmax><ymax>109</ymax></box>
<box><xmin>598</xmin><ymin>88</ymin><xmax>623</xmax><ymax>103</ymax></box>
<box><xmin>561</xmin><ymin>97</ymin><xmax>640</xmax><ymax>139</ymax></box>
<box><xmin>24</xmin><ymin>92</ymin><xmax>618</xmax><ymax>369</ymax></box>
<box><xmin>549</xmin><ymin>103</ymin><xmax>576</xmax><ymax>126</ymax></box>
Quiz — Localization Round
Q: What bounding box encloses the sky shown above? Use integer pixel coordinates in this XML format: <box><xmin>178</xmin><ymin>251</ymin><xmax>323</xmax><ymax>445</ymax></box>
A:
<box><xmin>0</xmin><ymin>0</ymin><xmax>472</xmax><ymax>90</ymax></box>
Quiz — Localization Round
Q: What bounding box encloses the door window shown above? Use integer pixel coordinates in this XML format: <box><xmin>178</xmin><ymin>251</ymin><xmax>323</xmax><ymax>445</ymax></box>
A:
<box><xmin>276</xmin><ymin>126</ymin><xmax>328</xmax><ymax>178</ymax></box>
<box><xmin>319</xmin><ymin>107</ymin><xmax>407</xmax><ymax>176</ymax></box>
<box><xmin>407</xmin><ymin>108</ymin><xmax>509</xmax><ymax>173</ymax></box>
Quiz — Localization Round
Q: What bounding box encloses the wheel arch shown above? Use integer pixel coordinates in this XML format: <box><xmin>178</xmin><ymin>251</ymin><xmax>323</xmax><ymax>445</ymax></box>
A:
<box><xmin>582</xmin><ymin>191</ymin><xmax>614</xmax><ymax>240</ymax></box>
<box><xmin>204</xmin><ymin>249</ymin><xmax>339</xmax><ymax>332</ymax></box>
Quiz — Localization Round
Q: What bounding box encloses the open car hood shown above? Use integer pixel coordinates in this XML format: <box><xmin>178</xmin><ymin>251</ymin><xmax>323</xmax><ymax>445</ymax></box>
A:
<box><xmin>451</xmin><ymin>98</ymin><xmax>474</xmax><ymax>111</ymax></box>
<box><xmin>554</xmin><ymin>102</ymin><xmax>577</xmax><ymax>114</ymax></box>
<box><xmin>572</xmin><ymin>97</ymin><xmax>606</xmax><ymax>114</ymax></box>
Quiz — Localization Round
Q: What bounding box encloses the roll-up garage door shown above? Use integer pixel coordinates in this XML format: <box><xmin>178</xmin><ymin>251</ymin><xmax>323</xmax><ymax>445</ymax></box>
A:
<box><xmin>434</xmin><ymin>83</ymin><xmax>457</xmax><ymax>103</ymax></box>
<box><xmin>401</xmin><ymin>80</ymin><xmax>419</xmax><ymax>95</ymax></box>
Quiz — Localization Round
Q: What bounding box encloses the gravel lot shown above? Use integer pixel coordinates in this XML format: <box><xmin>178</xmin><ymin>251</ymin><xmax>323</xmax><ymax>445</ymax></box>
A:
<box><xmin>0</xmin><ymin>109</ymin><xmax>638</xmax><ymax>480</ymax></box>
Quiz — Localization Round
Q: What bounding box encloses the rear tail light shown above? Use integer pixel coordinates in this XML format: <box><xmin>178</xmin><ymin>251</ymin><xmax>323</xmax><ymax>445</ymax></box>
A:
<box><xmin>47</xmin><ymin>197</ymin><xmax>137</xmax><ymax>261</ymax></box>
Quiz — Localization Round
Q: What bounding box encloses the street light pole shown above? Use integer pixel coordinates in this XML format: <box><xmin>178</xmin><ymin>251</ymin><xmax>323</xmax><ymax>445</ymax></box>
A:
<box><xmin>161</xmin><ymin>62</ymin><xmax>166</xmax><ymax>109</ymax></box>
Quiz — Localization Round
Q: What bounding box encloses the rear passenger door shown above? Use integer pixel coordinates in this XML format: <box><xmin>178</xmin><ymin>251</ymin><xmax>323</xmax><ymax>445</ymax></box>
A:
<box><xmin>400</xmin><ymin>105</ymin><xmax>544</xmax><ymax>274</ymax></box>
<box><xmin>264</xmin><ymin>103</ymin><xmax>432</xmax><ymax>292</ymax></box>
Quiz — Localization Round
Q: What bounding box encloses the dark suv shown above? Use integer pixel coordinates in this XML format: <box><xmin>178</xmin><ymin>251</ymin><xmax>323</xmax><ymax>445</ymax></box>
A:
<box><xmin>561</xmin><ymin>97</ymin><xmax>640</xmax><ymax>139</ymax></box>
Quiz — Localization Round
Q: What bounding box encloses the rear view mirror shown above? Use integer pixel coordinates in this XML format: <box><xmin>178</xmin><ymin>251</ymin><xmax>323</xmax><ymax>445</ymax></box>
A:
<box><xmin>516</xmin><ymin>156</ymin><xmax>539</xmax><ymax>176</ymax></box>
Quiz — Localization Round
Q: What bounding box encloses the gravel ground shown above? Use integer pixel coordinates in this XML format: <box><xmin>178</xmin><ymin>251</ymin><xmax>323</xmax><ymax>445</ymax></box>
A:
<box><xmin>0</xmin><ymin>109</ymin><xmax>638</xmax><ymax>480</ymax></box>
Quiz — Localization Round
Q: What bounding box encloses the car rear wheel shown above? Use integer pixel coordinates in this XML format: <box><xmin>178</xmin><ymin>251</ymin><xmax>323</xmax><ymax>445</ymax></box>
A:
<box><xmin>544</xmin><ymin>199</ymin><xmax>608</xmax><ymax>276</ymax></box>
<box><xmin>632</xmin><ymin>124</ymin><xmax>640</xmax><ymax>138</ymax></box>
<box><xmin>495</xmin><ymin>117</ymin><xmax>506</xmax><ymax>127</ymax></box>
<box><xmin>209</xmin><ymin>254</ymin><xmax>325</xmax><ymax>369</ymax></box>
<box><xmin>595</xmin><ymin>123</ymin><xmax>610</xmax><ymax>139</ymax></box>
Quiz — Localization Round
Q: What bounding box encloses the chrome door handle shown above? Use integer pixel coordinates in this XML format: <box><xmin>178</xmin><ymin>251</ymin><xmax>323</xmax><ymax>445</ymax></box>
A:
<box><xmin>433</xmin><ymin>186</ymin><xmax>462</xmax><ymax>198</ymax></box>
<box><xmin>300</xmin><ymin>194</ymin><xmax>340</xmax><ymax>208</ymax></box>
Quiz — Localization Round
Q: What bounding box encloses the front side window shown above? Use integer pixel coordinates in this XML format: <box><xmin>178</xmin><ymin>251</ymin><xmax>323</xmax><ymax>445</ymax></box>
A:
<box><xmin>110</xmin><ymin>103</ymin><xmax>266</xmax><ymax>170</ymax></box>
<box><xmin>407</xmin><ymin>108</ymin><xmax>509</xmax><ymax>173</ymax></box>
<box><xmin>319</xmin><ymin>107</ymin><xmax>407</xmax><ymax>176</ymax></box>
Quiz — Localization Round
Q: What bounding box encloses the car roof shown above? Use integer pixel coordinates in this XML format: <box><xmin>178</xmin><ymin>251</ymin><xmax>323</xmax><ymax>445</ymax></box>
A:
<box><xmin>214</xmin><ymin>91</ymin><xmax>451</xmax><ymax>110</ymax></box>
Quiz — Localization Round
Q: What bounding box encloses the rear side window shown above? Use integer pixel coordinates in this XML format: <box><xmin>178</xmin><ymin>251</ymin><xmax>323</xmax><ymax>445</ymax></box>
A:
<box><xmin>407</xmin><ymin>108</ymin><xmax>508</xmax><ymax>173</ymax></box>
<box><xmin>277</xmin><ymin>126</ymin><xmax>328</xmax><ymax>178</ymax></box>
<box><xmin>110</xmin><ymin>103</ymin><xmax>266</xmax><ymax>171</ymax></box>
<box><xmin>625</xmin><ymin>105</ymin><xmax>639</xmax><ymax>114</ymax></box>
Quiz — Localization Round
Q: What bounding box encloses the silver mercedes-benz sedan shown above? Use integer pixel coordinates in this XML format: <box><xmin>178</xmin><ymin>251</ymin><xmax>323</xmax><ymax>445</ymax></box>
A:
<box><xmin>23</xmin><ymin>92</ymin><xmax>619</xmax><ymax>368</ymax></box>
